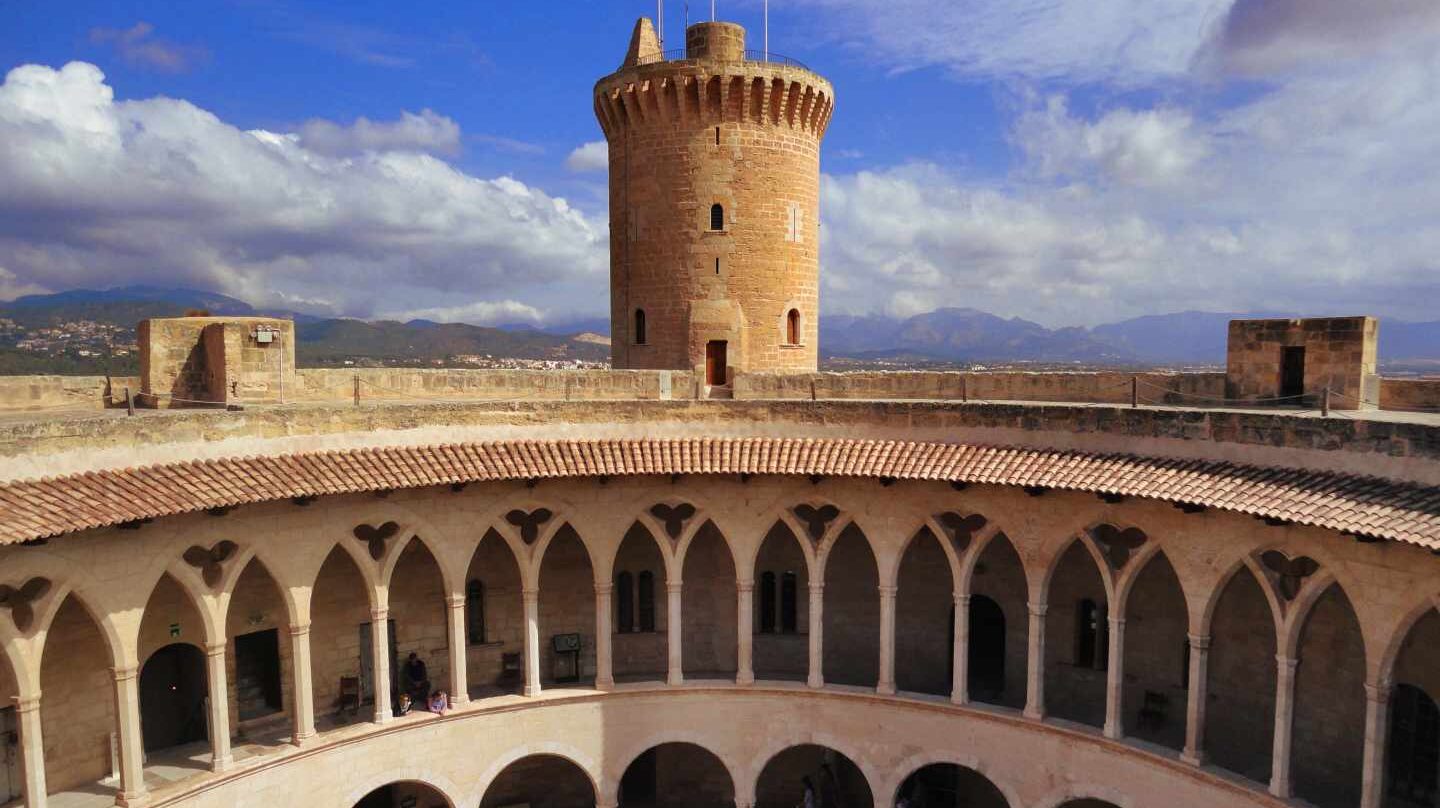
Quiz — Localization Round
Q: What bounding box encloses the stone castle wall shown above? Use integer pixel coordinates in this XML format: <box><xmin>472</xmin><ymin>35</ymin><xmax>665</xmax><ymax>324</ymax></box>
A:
<box><xmin>1226</xmin><ymin>317</ymin><xmax>1379</xmax><ymax>409</ymax></box>
<box><xmin>596</xmin><ymin>22</ymin><xmax>834</xmax><ymax>376</ymax></box>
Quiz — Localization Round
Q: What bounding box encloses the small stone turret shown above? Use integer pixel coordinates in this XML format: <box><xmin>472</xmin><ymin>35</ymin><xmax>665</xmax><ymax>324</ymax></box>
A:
<box><xmin>595</xmin><ymin>17</ymin><xmax>835</xmax><ymax>386</ymax></box>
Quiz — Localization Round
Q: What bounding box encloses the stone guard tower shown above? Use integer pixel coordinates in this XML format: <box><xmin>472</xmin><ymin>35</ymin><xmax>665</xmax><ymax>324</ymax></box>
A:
<box><xmin>595</xmin><ymin>18</ymin><xmax>834</xmax><ymax>386</ymax></box>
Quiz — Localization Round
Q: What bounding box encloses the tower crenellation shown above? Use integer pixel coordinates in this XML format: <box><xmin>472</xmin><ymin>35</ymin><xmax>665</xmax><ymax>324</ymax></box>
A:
<box><xmin>595</xmin><ymin>17</ymin><xmax>834</xmax><ymax>385</ymax></box>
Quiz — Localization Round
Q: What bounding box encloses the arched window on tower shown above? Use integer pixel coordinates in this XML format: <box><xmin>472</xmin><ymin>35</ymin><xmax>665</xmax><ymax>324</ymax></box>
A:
<box><xmin>638</xmin><ymin>571</ymin><xmax>656</xmax><ymax>632</ymax></box>
<box><xmin>616</xmin><ymin>572</ymin><xmax>635</xmax><ymax>633</ymax></box>
<box><xmin>786</xmin><ymin>309</ymin><xmax>801</xmax><ymax>345</ymax></box>
<box><xmin>634</xmin><ymin>309</ymin><xmax>647</xmax><ymax>346</ymax></box>
<box><xmin>710</xmin><ymin>203</ymin><xmax>725</xmax><ymax>231</ymax></box>
<box><xmin>465</xmin><ymin>579</ymin><xmax>486</xmax><ymax>644</ymax></box>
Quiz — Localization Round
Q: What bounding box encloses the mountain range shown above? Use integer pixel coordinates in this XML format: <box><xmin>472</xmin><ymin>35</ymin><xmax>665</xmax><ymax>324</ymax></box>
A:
<box><xmin>0</xmin><ymin>287</ymin><xmax>1435</xmax><ymax>371</ymax></box>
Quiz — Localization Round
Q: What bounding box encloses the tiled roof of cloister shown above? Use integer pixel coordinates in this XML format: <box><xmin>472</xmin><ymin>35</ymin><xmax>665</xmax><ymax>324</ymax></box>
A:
<box><xmin>1</xmin><ymin>437</ymin><xmax>1436</xmax><ymax>549</ymax></box>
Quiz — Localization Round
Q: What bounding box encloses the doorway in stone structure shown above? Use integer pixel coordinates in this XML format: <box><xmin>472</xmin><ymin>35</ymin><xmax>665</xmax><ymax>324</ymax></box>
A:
<box><xmin>705</xmin><ymin>341</ymin><xmax>727</xmax><ymax>386</ymax></box>
<box><xmin>1280</xmin><ymin>346</ymin><xmax>1306</xmax><ymax>400</ymax></box>
<box><xmin>969</xmin><ymin>595</ymin><xmax>1006</xmax><ymax>701</ymax></box>
<box><xmin>234</xmin><ymin>628</ymin><xmax>284</xmax><ymax>720</ymax></box>
<box><xmin>0</xmin><ymin>707</ymin><xmax>19</xmax><ymax>802</ymax></box>
<box><xmin>139</xmin><ymin>643</ymin><xmax>208</xmax><ymax>752</ymax></box>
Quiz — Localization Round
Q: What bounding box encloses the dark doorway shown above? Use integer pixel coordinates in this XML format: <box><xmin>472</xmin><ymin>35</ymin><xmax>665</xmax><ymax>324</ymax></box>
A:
<box><xmin>620</xmin><ymin>748</ymin><xmax>658</xmax><ymax>804</ymax></box>
<box><xmin>1389</xmin><ymin>683</ymin><xmax>1440</xmax><ymax>806</ymax></box>
<box><xmin>235</xmin><ymin>629</ymin><xmax>284</xmax><ymax>721</ymax></box>
<box><xmin>1280</xmin><ymin>346</ymin><xmax>1307</xmax><ymax>400</ymax></box>
<box><xmin>896</xmin><ymin>763</ymin><xmax>1009</xmax><ymax>808</ymax></box>
<box><xmin>756</xmin><ymin>745</ymin><xmax>873</xmax><ymax>808</ymax></box>
<box><xmin>355</xmin><ymin>782</ymin><xmax>449</xmax><ymax>808</ymax></box>
<box><xmin>705</xmin><ymin>341</ymin><xmax>728</xmax><ymax>386</ymax></box>
<box><xmin>621</xmin><ymin>743</ymin><xmax>734</xmax><ymax>808</ymax></box>
<box><xmin>970</xmin><ymin>595</ymin><xmax>1006</xmax><ymax>701</ymax></box>
<box><xmin>139</xmin><ymin>643</ymin><xmax>208</xmax><ymax>752</ymax></box>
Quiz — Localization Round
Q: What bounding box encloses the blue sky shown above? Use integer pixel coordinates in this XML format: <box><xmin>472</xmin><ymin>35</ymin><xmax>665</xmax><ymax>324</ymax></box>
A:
<box><xmin>1</xmin><ymin>0</ymin><xmax>1438</xmax><ymax>327</ymax></box>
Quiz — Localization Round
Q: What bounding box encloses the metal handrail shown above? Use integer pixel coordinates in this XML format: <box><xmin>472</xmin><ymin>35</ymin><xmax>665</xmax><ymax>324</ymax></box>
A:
<box><xmin>635</xmin><ymin>48</ymin><xmax>811</xmax><ymax>71</ymax></box>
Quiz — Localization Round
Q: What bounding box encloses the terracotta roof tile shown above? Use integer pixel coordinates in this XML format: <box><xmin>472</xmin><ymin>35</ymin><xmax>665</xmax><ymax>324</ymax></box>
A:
<box><xmin>0</xmin><ymin>437</ymin><xmax>1436</xmax><ymax>550</ymax></box>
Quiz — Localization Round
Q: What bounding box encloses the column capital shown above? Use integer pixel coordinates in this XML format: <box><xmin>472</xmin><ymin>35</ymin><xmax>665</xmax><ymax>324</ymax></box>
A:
<box><xmin>1275</xmin><ymin>654</ymin><xmax>1299</xmax><ymax>673</ymax></box>
<box><xmin>1027</xmin><ymin>602</ymin><xmax>1048</xmax><ymax>618</ymax></box>
<box><xmin>1108</xmin><ymin>616</ymin><xmax>1127</xmax><ymax>629</ymax></box>
<box><xmin>737</xmin><ymin>580</ymin><xmax>755</xmax><ymax>593</ymax></box>
<box><xmin>878</xmin><ymin>585</ymin><xmax>898</xmax><ymax>597</ymax></box>
<box><xmin>1187</xmin><ymin>633</ymin><xmax>1212</xmax><ymax>650</ymax></box>
<box><xmin>111</xmin><ymin>665</ymin><xmax>139</xmax><ymax>682</ymax></box>
<box><xmin>809</xmin><ymin>582</ymin><xmax>825</xmax><ymax>595</ymax></box>
<box><xmin>666</xmin><ymin>581</ymin><xmax>684</xmax><ymax>595</ymax></box>
<box><xmin>11</xmin><ymin>693</ymin><xmax>41</xmax><ymax>713</ymax></box>
<box><xmin>522</xmin><ymin>588</ymin><xmax>540</xmax><ymax>602</ymax></box>
<box><xmin>1365</xmin><ymin>682</ymin><xmax>1394</xmax><ymax>703</ymax></box>
<box><xmin>288</xmin><ymin>622</ymin><xmax>312</xmax><ymax>637</ymax></box>
<box><xmin>370</xmin><ymin>606</ymin><xmax>389</xmax><ymax>622</ymax></box>
<box><xmin>205</xmin><ymin>641</ymin><xmax>228</xmax><ymax>657</ymax></box>
<box><xmin>594</xmin><ymin>583</ymin><xmax>614</xmax><ymax>596</ymax></box>
<box><xmin>445</xmin><ymin>594</ymin><xmax>467</xmax><ymax>609</ymax></box>
<box><xmin>953</xmin><ymin>593</ymin><xmax>971</xmax><ymax>606</ymax></box>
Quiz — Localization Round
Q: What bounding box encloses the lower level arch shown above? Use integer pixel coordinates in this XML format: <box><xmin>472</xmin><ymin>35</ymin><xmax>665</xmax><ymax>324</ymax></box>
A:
<box><xmin>755</xmin><ymin>744</ymin><xmax>874</xmax><ymax>808</ymax></box>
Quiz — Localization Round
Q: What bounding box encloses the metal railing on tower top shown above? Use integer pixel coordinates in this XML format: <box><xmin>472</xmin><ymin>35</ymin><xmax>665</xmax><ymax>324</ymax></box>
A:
<box><xmin>635</xmin><ymin>48</ymin><xmax>811</xmax><ymax>71</ymax></box>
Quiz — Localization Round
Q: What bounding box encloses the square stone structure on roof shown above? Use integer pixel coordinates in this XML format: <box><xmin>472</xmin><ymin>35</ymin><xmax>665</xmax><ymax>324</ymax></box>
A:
<box><xmin>139</xmin><ymin>316</ymin><xmax>296</xmax><ymax>407</ymax></box>
<box><xmin>1226</xmin><ymin>316</ymin><xmax>1378</xmax><ymax>410</ymax></box>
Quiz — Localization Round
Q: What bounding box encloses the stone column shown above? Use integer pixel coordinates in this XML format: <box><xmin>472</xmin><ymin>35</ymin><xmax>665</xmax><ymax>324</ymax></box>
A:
<box><xmin>523</xmin><ymin>588</ymin><xmax>542</xmax><ymax>697</ymax></box>
<box><xmin>13</xmin><ymin>695</ymin><xmax>46</xmax><ymax>808</ymax></box>
<box><xmin>370</xmin><ymin>607</ymin><xmax>392</xmax><ymax>724</ymax></box>
<box><xmin>445</xmin><ymin>594</ymin><xmax>469</xmax><ymax>706</ymax></box>
<box><xmin>1181</xmin><ymin>634</ymin><xmax>1211</xmax><ymax>766</ymax></box>
<box><xmin>112</xmin><ymin>665</ymin><xmax>147</xmax><ymax>805</ymax></box>
<box><xmin>288</xmin><ymin>622</ymin><xmax>316</xmax><ymax>745</ymax></box>
<box><xmin>952</xmin><ymin>594</ymin><xmax>970</xmax><ymax>705</ymax></box>
<box><xmin>1024</xmin><ymin>602</ymin><xmax>1047</xmax><ymax>719</ymax></box>
<box><xmin>1360</xmin><ymin>681</ymin><xmax>1393</xmax><ymax>808</ymax></box>
<box><xmin>877</xmin><ymin>584</ymin><xmax>898</xmax><ymax>695</ymax></box>
<box><xmin>807</xmin><ymin>582</ymin><xmax>825</xmax><ymax>689</ymax></box>
<box><xmin>1104</xmin><ymin>616</ymin><xmax>1127</xmax><ymax>740</ymax></box>
<box><xmin>1269</xmin><ymin>654</ymin><xmax>1299</xmax><ymax>799</ymax></box>
<box><xmin>666</xmin><ymin>580</ymin><xmax>684</xmax><ymax>686</ymax></box>
<box><xmin>736</xmin><ymin>580</ymin><xmax>755</xmax><ymax>685</ymax></box>
<box><xmin>204</xmin><ymin>642</ymin><xmax>233</xmax><ymax>772</ymax></box>
<box><xmin>595</xmin><ymin>583</ymin><xmax>615</xmax><ymax>690</ymax></box>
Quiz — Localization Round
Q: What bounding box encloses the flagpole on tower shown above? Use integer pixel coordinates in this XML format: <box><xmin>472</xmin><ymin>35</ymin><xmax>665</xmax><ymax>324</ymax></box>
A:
<box><xmin>658</xmin><ymin>0</ymin><xmax>664</xmax><ymax>50</ymax></box>
<box><xmin>712</xmin><ymin>0</ymin><xmax>716</xmax><ymax>22</ymax></box>
<box><xmin>764</xmin><ymin>0</ymin><xmax>769</xmax><ymax>61</ymax></box>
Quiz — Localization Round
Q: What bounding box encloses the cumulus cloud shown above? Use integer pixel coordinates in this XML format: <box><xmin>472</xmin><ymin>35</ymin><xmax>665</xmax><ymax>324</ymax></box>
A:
<box><xmin>565</xmin><ymin>141</ymin><xmax>608</xmax><ymax>173</ymax></box>
<box><xmin>88</xmin><ymin>22</ymin><xmax>206</xmax><ymax>73</ymax></box>
<box><xmin>1013</xmin><ymin>96</ymin><xmax>1210</xmax><ymax>187</ymax></box>
<box><xmin>297</xmin><ymin>109</ymin><xmax>461</xmax><ymax>156</ymax></box>
<box><xmin>1205</xmin><ymin>0</ymin><xmax>1440</xmax><ymax>76</ymax></box>
<box><xmin>0</xmin><ymin>62</ymin><xmax>606</xmax><ymax>319</ymax></box>
<box><xmin>820</xmin><ymin>41</ymin><xmax>1440</xmax><ymax>325</ymax></box>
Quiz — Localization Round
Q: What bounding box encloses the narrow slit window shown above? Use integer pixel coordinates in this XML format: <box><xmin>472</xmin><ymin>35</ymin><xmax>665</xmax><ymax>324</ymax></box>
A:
<box><xmin>638</xmin><ymin>571</ymin><xmax>656</xmax><ymax>632</ymax></box>
<box><xmin>634</xmin><ymin>309</ymin><xmax>647</xmax><ymax>346</ymax></box>
<box><xmin>781</xmin><ymin>571</ymin><xmax>798</xmax><ymax>633</ymax></box>
<box><xmin>710</xmin><ymin>203</ymin><xmax>725</xmax><ymax>231</ymax></box>
<box><xmin>715</xmin><ymin>257</ymin><xmax>721</xmax><ymax>275</ymax></box>
<box><xmin>760</xmin><ymin>571</ymin><xmax>777</xmax><ymax>634</ymax></box>
<box><xmin>715</xmin><ymin>126</ymin><xmax>721</xmax><ymax>146</ymax></box>
<box><xmin>616</xmin><ymin>572</ymin><xmax>635</xmax><ymax>633</ymax></box>
<box><xmin>465</xmin><ymin>579</ymin><xmax>486</xmax><ymax>644</ymax></box>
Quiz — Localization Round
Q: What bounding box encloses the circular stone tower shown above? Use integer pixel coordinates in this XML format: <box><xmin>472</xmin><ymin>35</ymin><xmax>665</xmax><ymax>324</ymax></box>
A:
<box><xmin>595</xmin><ymin>17</ymin><xmax>834</xmax><ymax>383</ymax></box>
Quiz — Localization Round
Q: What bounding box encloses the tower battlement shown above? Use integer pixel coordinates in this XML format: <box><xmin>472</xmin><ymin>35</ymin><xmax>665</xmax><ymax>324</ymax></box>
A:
<box><xmin>595</xmin><ymin>18</ymin><xmax>834</xmax><ymax>385</ymax></box>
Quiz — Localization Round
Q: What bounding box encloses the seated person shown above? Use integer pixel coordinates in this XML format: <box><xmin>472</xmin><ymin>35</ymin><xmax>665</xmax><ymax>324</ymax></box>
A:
<box><xmin>395</xmin><ymin>692</ymin><xmax>412</xmax><ymax>717</ymax></box>
<box><xmin>427</xmin><ymin>689</ymin><xmax>449</xmax><ymax>714</ymax></box>
<box><xmin>403</xmin><ymin>652</ymin><xmax>431</xmax><ymax>704</ymax></box>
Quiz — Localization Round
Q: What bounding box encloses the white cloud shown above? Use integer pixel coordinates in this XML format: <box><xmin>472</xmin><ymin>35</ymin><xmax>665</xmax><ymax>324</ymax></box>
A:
<box><xmin>381</xmin><ymin>300</ymin><xmax>544</xmax><ymax>326</ymax></box>
<box><xmin>298</xmin><ymin>109</ymin><xmax>461</xmax><ymax>156</ymax></box>
<box><xmin>565</xmin><ymin>141</ymin><xmax>608</xmax><ymax>173</ymax></box>
<box><xmin>1013</xmin><ymin>96</ymin><xmax>1210</xmax><ymax>188</ymax></box>
<box><xmin>88</xmin><ymin>22</ymin><xmax>206</xmax><ymax>73</ymax></box>
<box><xmin>792</xmin><ymin>0</ymin><xmax>1231</xmax><ymax>86</ymax></box>
<box><xmin>0</xmin><ymin>62</ymin><xmax>607</xmax><ymax>319</ymax></box>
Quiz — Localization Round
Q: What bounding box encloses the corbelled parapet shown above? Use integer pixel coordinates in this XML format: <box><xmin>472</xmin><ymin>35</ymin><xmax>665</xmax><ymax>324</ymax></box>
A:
<box><xmin>594</xmin><ymin>18</ymin><xmax>835</xmax><ymax>381</ymax></box>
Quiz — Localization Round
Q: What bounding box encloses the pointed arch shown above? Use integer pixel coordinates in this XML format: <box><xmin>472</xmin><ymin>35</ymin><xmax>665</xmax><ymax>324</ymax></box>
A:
<box><xmin>1043</xmin><ymin>539</ymin><xmax>1111</xmax><ymax>728</ymax></box>
<box><xmin>967</xmin><ymin>531</ymin><xmax>1028</xmax><ymax>708</ymax></box>
<box><xmin>462</xmin><ymin>527</ymin><xmax>526</xmax><ymax>698</ymax></box>
<box><xmin>224</xmin><ymin>555</ymin><xmax>292</xmax><ymax>726</ymax></box>
<box><xmin>895</xmin><ymin>526</ymin><xmax>954</xmax><ymax>696</ymax></box>
<box><xmin>387</xmin><ymin>536</ymin><xmax>448</xmax><ymax>703</ymax></box>
<box><xmin>823</xmin><ymin>522</ymin><xmax>879</xmax><ymax>688</ymax></box>
<box><xmin>753</xmin><ymin>519</ymin><xmax>810</xmax><ymax>681</ymax></box>
<box><xmin>1204</xmin><ymin>561</ymin><xmax>1277</xmax><ymax>783</ymax></box>
<box><xmin>612</xmin><ymin>521</ymin><xmax>667</xmax><ymax>682</ymax></box>
<box><xmin>40</xmin><ymin>593</ymin><xmax>118</xmax><ymax>792</ymax></box>
<box><xmin>681</xmin><ymin>520</ymin><xmax>737</xmax><ymax>678</ymax></box>
<box><xmin>1292</xmin><ymin>581</ymin><xmax>1366</xmax><ymax>808</ymax></box>
<box><xmin>310</xmin><ymin>544</ymin><xmax>375</xmax><ymax>720</ymax></box>
<box><xmin>1118</xmin><ymin>550</ymin><xmax>1188</xmax><ymax>750</ymax></box>
<box><xmin>538</xmin><ymin>524</ymin><xmax>597</xmax><ymax>685</ymax></box>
